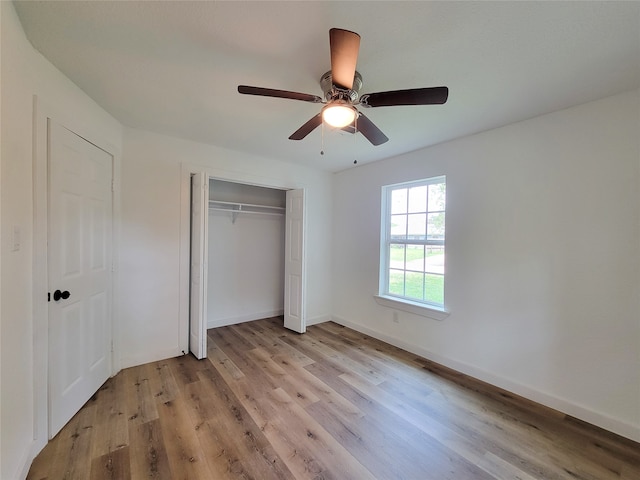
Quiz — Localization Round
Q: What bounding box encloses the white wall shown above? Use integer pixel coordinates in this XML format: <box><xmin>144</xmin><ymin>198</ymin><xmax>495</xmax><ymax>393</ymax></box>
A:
<box><xmin>332</xmin><ymin>89</ymin><xmax>640</xmax><ymax>441</ymax></box>
<box><xmin>120</xmin><ymin>128</ymin><xmax>333</xmax><ymax>368</ymax></box>
<box><xmin>0</xmin><ymin>2</ymin><xmax>123</xmax><ymax>479</ymax></box>
<box><xmin>0</xmin><ymin>5</ymin><xmax>4</xmax><ymax>476</ymax></box>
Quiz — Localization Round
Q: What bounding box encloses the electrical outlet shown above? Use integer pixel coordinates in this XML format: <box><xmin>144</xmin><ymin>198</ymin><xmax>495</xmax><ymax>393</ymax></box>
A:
<box><xmin>392</xmin><ymin>311</ymin><xmax>399</xmax><ymax>324</ymax></box>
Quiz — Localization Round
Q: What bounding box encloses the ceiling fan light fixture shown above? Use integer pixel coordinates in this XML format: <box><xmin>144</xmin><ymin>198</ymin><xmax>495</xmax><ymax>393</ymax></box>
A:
<box><xmin>238</xmin><ymin>28</ymin><xmax>446</xmax><ymax>146</ymax></box>
<box><xmin>322</xmin><ymin>104</ymin><xmax>356</xmax><ymax>128</ymax></box>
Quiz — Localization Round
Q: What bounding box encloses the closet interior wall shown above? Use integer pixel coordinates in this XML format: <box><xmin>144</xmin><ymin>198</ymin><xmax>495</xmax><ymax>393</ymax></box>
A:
<box><xmin>207</xmin><ymin>179</ymin><xmax>286</xmax><ymax>328</ymax></box>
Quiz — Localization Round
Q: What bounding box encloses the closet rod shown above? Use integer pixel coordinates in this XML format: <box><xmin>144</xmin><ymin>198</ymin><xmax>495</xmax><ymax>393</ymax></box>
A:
<box><xmin>208</xmin><ymin>207</ymin><xmax>283</xmax><ymax>217</ymax></box>
<box><xmin>208</xmin><ymin>199</ymin><xmax>285</xmax><ymax>212</ymax></box>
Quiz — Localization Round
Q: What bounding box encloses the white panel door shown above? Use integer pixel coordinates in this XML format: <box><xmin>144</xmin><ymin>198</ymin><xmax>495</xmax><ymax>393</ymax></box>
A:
<box><xmin>48</xmin><ymin>120</ymin><xmax>112</xmax><ymax>438</ymax></box>
<box><xmin>189</xmin><ymin>172</ymin><xmax>208</xmax><ymax>359</ymax></box>
<box><xmin>284</xmin><ymin>188</ymin><xmax>306</xmax><ymax>333</ymax></box>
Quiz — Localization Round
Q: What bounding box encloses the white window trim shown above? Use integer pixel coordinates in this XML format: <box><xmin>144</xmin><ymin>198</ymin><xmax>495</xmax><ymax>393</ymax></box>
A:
<box><xmin>374</xmin><ymin>294</ymin><xmax>450</xmax><ymax>320</ymax></box>
<box><xmin>379</xmin><ymin>175</ymin><xmax>447</xmax><ymax>316</ymax></box>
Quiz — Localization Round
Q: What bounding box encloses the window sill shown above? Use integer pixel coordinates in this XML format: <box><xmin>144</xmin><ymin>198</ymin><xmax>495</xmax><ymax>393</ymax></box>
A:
<box><xmin>373</xmin><ymin>295</ymin><xmax>450</xmax><ymax>321</ymax></box>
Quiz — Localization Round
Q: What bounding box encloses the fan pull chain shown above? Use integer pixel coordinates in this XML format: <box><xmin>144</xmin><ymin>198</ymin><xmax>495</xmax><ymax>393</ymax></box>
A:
<box><xmin>353</xmin><ymin>114</ymin><xmax>358</xmax><ymax>165</ymax></box>
<box><xmin>320</xmin><ymin>121</ymin><xmax>325</xmax><ymax>155</ymax></box>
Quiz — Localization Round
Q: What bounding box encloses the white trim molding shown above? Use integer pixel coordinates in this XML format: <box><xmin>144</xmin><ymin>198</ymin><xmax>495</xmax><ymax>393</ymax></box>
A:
<box><xmin>374</xmin><ymin>295</ymin><xmax>449</xmax><ymax>321</ymax></box>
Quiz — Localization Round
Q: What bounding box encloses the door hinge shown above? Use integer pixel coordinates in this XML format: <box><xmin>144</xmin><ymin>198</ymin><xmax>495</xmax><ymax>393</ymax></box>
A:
<box><xmin>48</xmin><ymin>292</ymin><xmax>50</xmax><ymax>302</ymax></box>
<box><xmin>111</xmin><ymin>180</ymin><xmax>115</xmax><ymax>192</ymax></box>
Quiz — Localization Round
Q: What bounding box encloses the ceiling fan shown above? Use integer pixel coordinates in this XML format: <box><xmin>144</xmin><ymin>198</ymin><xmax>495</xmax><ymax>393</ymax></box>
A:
<box><xmin>238</xmin><ymin>28</ymin><xmax>449</xmax><ymax>146</ymax></box>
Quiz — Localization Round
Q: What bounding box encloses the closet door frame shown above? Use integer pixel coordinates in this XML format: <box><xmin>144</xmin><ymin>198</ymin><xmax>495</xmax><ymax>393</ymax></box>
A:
<box><xmin>179</xmin><ymin>163</ymin><xmax>307</xmax><ymax>355</ymax></box>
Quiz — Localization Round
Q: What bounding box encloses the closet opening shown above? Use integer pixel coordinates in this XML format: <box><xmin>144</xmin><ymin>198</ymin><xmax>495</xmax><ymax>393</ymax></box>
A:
<box><xmin>208</xmin><ymin>179</ymin><xmax>286</xmax><ymax>328</ymax></box>
<box><xmin>188</xmin><ymin>174</ymin><xmax>306</xmax><ymax>359</ymax></box>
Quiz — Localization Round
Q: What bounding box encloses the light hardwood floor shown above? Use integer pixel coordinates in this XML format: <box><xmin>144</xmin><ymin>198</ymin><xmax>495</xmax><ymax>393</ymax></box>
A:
<box><xmin>28</xmin><ymin>317</ymin><xmax>640</xmax><ymax>479</ymax></box>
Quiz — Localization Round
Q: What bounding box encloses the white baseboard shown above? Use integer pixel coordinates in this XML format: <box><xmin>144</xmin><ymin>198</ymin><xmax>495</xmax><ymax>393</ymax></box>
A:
<box><xmin>14</xmin><ymin>438</ymin><xmax>38</xmax><ymax>480</ymax></box>
<box><xmin>120</xmin><ymin>346</ymin><xmax>187</xmax><ymax>370</ymax></box>
<box><xmin>331</xmin><ymin>315</ymin><xmax>640</xmax><ymax>443</ymax></box>
<box><xmin>306</xmin><ymin>313</ymin><xmax>331</xmax><ymax>326</ymax></box>
<box><xmin>207</xmin><ymin>310</ymin><xmax>284</xmax><ymax>329</ymax></box>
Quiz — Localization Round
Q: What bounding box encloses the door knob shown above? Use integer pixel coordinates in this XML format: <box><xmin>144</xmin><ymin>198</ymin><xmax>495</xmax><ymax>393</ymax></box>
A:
<box><xmin>53</xmin><ymin>290</ymin><xmax>70</xmax><ymax>301</ymax></box>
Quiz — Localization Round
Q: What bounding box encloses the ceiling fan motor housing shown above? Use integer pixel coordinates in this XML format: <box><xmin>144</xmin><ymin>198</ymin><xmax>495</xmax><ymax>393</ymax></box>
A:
<box><xmin>237</xmin><ymin>28</ymin><xmax>446</xmax><ymax>146</ymax></box>
<box><xmin>320</xmin><ymin>70</ymin><xmax>363</xmax><ymax>103</ymax></box>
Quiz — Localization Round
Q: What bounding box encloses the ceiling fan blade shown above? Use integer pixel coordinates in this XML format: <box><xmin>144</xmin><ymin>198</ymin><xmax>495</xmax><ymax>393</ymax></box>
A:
<box><xmin>342</xmin><ymin>112</ymin><xmax>388</xmax><ymax>146</ymax></box>
<box><xmin>329</xmin><ymin>28</ymin><xmax>360</xmax><ymax>90</ymax></box>
<box><xmin>360</xmin><ymin>86</ymin><xmax>449</xmax><ymax>107</ymax></box>
<box><xmin>238</xmin><ymin>85</ymin><xmax>323</xmax><ymax>103</ymax></box>
<box><xmin>289</xmin><ymin>113</ymin><xmax>323</xmax><ymax>140</ymax></box>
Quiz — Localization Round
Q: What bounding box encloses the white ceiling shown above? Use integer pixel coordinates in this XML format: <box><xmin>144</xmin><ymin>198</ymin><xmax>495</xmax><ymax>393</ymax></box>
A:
<box><xmin>14</xmin><ymin>1</ymin><xmax>640</xmax><ymax>172</ymax></box>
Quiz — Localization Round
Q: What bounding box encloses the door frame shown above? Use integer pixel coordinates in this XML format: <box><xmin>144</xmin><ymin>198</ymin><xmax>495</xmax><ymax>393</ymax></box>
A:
<box><xmin>179</xmin><ymin>162</ymin><xmax>307</xmax><ymax>353</ymax></box>
<box><xmin>32</xmin><ymin>96</ymin><xmax>121</xmax><ymax>451</ymax></box>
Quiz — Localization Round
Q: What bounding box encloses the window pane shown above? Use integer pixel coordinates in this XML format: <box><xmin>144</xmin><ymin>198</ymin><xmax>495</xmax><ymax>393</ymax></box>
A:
<box><xmin>382</xmin><ymin>177</ymin><xmax>445</xmax><ymax>308</ymax></box>
<box><xmin>390</xmin><ymin>214</ymin><xmax>407</xmax><ymax>239</ymax></box>
<box><xmin>407</xmin><ymin>213</ymin><xmax>426</xmax><ymax>238</ymax></box>
<box><xmin>391</xmin><ymin>188</ymin><xmax>407</xmax><ymax>214</ymax></box>
<box><xmin>405</xmin><ymin>245</ymin><xmax>425</xmax><ymax>272</ymax></box>
<box><xmin>389</xmin><ymin>244</ymin><xmax>405</xmax><ymax>269</ymax></box>
<box><xmin>425</xmin><ymin>274</ymin><xmax>444</xmax><ymax>305</ymax></box>
<box><xmin>388</xmin><ymin>269</ymin><xmax>405</xmax><ymax>296</ymax></box>
<box><xmin>427</xmin><ymin>212</ymin><xmax>445</xmax><ymax>240</ymax></box>
<box><xmin>405</xmin><ymin>272</ymin><xmax>424</xmax><ymax>300</ymax></box>
<box><xmin>425</xmin><ymin>246</ymin><xmax>445</xmax><ymax>274</ymax></box>
<box><xmin>428</xmin><ymin>182</ymin><xmax>446</xmax><ymax>212</ymax></box>
<box><xmin>408</xmin><ymin>186</ymin><xmax>427</xmax><ymax>213</ymax></box>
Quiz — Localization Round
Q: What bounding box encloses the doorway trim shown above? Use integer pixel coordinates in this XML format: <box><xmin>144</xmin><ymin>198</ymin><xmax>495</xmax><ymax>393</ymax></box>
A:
<box><xmin>179</xmin><ymin>162</ymin><xmax>307</xmax><ymax>353</ymax></box>
<box><xmin>32</xmin><ymin>95</ymin><xmax>122</xmax><ymax>455</ymax></box>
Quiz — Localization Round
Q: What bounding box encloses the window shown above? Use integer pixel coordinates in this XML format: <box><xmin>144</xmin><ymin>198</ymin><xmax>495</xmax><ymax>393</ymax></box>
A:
<box><xmin>380</xmin><ymin>176</ymin><xmax>446</xmax><ymax>310</ymax></box>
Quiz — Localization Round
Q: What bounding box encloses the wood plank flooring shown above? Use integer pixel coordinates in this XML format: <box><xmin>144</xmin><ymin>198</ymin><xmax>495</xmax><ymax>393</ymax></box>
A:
<box><xmin>28</xmin><ymin>317</ymin><xmax>640</xmax><ymax>479</ymax></box>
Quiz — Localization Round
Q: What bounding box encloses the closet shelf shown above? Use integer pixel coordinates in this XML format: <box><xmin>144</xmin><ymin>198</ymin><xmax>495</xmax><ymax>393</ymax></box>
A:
<box><xmin>208</xmin><ymin>200</ymin><xmax>285</xmax><ymax>223</ymax></box>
